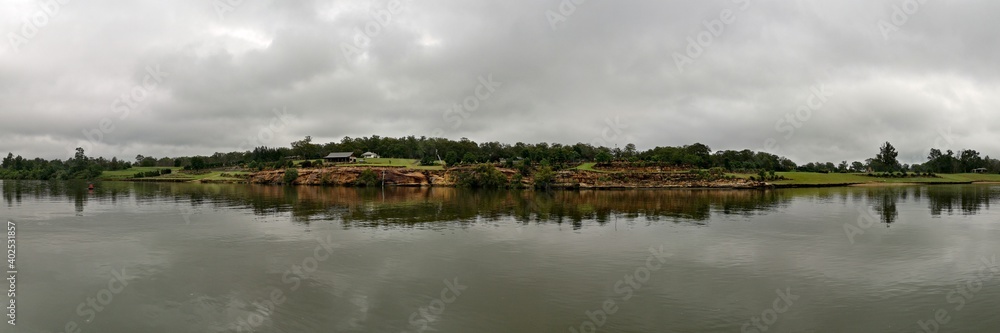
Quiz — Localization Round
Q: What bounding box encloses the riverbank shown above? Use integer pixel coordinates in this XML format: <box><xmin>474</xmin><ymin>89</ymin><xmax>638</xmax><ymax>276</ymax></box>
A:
<box><xmin>755</xmin><ymin>172</ymin><xmax>1000</xmax><ymax>188</ymax></box>
<box><xmin>95</xmin><ymin>165</ymin><xmax>1000</xmax><ymax>189</ymax></box>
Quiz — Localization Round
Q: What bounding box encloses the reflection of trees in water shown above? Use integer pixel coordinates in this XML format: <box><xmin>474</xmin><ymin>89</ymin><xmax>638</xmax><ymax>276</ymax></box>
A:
<box><xmin>6</xmin><ymin>180</ymin><xmax>997</xmax><ymax>228</ymax></box>
<box><xmin>925</xmin><ymin>185</ymin><xmax>999</xmax><ymax>216</ymax></box>
<box><xmin>1</xmin><ymin>180</ymin><xmax>111</xmax><ymax>214</ymax></box>
<box><xmin>150</xmin><ymin>186</ymin><xmax>792</xmax><ymax>227</ymax></box>
<box><xmin>864</xmin><ymin>187</ymin><xmax>906</xmax><ymax>225</ymax></box>
<box><xmin>860</xmin><ymin>185</ymin><xmax>1000</xmax><ymax>224</ymax></box>
<box><xmin>3</xmin><ymin>181</ymin><xmax>793</xmax><ymax>227</ymax></box>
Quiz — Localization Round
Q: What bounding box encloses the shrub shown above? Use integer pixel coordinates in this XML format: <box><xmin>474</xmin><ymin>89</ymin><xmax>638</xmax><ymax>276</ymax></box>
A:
<box><xmin>455</xmin><ymin>164</ymin><xmax>508</xmax><ymax>188</ymax></box>
<box><xmin>533</xmin><ymin>166</ymin><xmax>555</xmax><ymax>189</ymax></box>
<box><xmin>300</xmin><ymin>160</ymin><xmax>313</xmax><ymax>168</ymax></box>
<box><xmin>355</xmin><ymin>169</ymin><xmax>380</xmax><ymax>187</ymax></box>
<box><xmin>510</xmin><ymin>173</ymin><xmax>524</xmax><ymax>188</ymax></box>
<box><xmin>283</xmin><ymin>168</ymin><xmax>298</xmax><ymax>185</ymax></box>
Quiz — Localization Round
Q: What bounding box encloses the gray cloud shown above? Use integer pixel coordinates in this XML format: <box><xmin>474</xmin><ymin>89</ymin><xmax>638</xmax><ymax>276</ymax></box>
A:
<box><xmin>1</xmin><ymin>0</ymin><xmax>998</xmax><ymax>164</ymax></box>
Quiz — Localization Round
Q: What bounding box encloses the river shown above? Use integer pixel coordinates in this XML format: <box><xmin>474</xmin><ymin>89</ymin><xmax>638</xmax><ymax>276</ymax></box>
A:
<box><xmin>3</xmin><ymin>180</ymin><xmax>1000</xmax><ymax>332</ymax></box>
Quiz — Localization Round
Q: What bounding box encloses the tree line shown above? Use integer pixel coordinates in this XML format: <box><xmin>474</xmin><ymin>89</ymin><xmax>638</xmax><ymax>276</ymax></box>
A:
<box><xmin>1</xmin><ymin>136</ymin><xmax>998</xmax><ymax>180</ymax></box>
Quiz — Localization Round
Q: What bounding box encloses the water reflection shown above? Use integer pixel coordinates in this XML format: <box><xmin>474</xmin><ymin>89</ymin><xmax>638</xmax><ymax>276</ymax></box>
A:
<box><xmin>925</xmin><ymin>185</ymin><xmax>998</xmax><ymax>216</ymax></box>
<box><xmin>3</xmin><ymin>181</ymin><xmax>999</xmax><ymax>227</ymax></box>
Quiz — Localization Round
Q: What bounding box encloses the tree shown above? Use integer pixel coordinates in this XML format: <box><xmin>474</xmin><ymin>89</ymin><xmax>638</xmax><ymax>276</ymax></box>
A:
<box><xmin>419</xmin><ymin>154</ymin><xmax>436</xmax><ymax>166</ymax></box>
<box><xmin>291</xmin><ymin>136</ymin><xmax>319</xmax><ymax>159</ymax></box>
<box><xmin>462</xmin><ymin>152</ymin><xmax>477</xmax><ymax>164</ymax></box>
<box><xmin>595</xmin><ymin>151</ymin><xmax>612</xmax><ymax>164</ymax></box>
<box><xmin>850</xmin><ymin>161</ymin><xmax>866</xmax><ymax>172</ymax></box>
<box><xmin>190</xmin><ymin>157</ymin><xmax>206</xmax><ymax>170</ymax></box>
<box><xmin>875</xmin><ymin>141</ymin><xmax>900</xmax><ymax>172</ymax></box>
<box><xmin>838</xmin><ymin>161</ymin><xmax>848</xmax><ymax>173</ymax></box>
<box><xmin>445</xmin><ymin>151</ymin><xmax>459</xmax><ymax>166</ymax></box>
<box><xmin>1</xmin><ymin>153</ymin><xmax>12</xmax><ymax>169</ymax></box>
<box><xmin>959</xmin><ymin>149</ymin><xmax>983</xmax><ymax>172</ymax></box>
<box><xmin>623</xmin><ymin>143</ymin><xmax>637</xmax><ymax>160</ymax></box>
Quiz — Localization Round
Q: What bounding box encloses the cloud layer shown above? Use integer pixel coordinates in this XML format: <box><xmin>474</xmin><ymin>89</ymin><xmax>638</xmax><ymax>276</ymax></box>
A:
<box><xmin>1</xmin><ymin>0</ymin><xmax>998</xmax><ymax>164</ymax></box>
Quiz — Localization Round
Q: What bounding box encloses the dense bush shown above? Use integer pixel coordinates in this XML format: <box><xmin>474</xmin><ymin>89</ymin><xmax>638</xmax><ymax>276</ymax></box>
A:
<box><xmin>133</xmin><ymin>169</ymin><xmax>170</xmax><ymax>178</ymax></box>
<box><xmin>455</xmin><ymin>164</ymin><xmax>509</xmax><ymax>188</ymax></box>
<box><xmin>355</xmin><ymin>169</ymin><xmax>380</xmax><ymax>187</ymax></box>
<box><xmin>533</xmin><ymin>166</ymin><xmax>555</xmax><ymax>189</ymax></box>
<box><xmin>283</xmin><ymin>168</ymin><xmax>298</xmax><ymax>184</ymax></box>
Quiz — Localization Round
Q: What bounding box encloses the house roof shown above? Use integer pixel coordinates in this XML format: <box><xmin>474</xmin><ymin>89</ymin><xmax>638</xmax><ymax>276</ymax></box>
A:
<box><xmin>362</xmin><ymin>151</ymin><xmax>377</xmax><ymax>155</ymax></box>
<box><xmin>324</xmin><ymin>152</ymin><xmax>354</xmax><ymax>158</ymax></box>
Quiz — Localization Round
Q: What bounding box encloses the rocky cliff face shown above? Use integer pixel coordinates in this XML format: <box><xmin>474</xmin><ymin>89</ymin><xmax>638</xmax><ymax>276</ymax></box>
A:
<box><xmin>248</xmin><ymin>167</ymin><xmax>764</xmax><ymax>188</ymax></box>
<box><xmin>556</xmin><ymin>171</ymin><xmax>762</xmax><ymax>188</ymax></box>
<box><xmin>249</xmin><ymin>167</ymin><xmax>448</xmax><ymax>186</ymax></box>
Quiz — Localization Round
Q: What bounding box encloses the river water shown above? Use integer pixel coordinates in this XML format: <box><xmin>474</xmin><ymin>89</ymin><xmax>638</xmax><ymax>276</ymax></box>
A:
<box><xmin>3</xmin><ymin>180</ymin><xmax>1000</xmax><ymax>332</ymax></box>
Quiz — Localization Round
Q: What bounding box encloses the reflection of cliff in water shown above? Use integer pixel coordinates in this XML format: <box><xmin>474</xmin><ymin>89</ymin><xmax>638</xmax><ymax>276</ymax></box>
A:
<box><xmin>6</xmin><ymin>181</ymin><xmax>998</xmax><ymax>228</ymax></box>
<box><xmin>1</xmin><ymin>181</ymin><xmax>791</xmax><ymax>226</ymax></box>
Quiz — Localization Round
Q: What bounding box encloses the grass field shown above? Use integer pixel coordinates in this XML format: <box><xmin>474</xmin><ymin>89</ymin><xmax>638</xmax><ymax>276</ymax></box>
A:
<box><xmin>100</xmin><ymin>167</ymin><xmax>183</xmax><ymax>179</ymax></box>
<box><xmin>340</xmin><ymin>158</ymin><xmax>445</xmax><ymax>170</ymax></box>
<box><xmin>100</xmin><ymin>167</ymin><xmax>249</xmax><ymax>182</ymax></box>
<box><xmin>732</xmin><ymin>172</ymin><xmax>1000</xmax><ymax>185</ymax></box>
<box><xmin>575</xmin><ymin>162</ymin><xmax>606</xmax><ymax>172</ymax></box>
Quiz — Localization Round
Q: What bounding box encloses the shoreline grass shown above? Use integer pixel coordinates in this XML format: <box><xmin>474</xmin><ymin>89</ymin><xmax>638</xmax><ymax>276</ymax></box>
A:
<box><xmin>732</xmin><ymin>172</ymin><xmax>1000</xmax><ymax>186</ymax></box>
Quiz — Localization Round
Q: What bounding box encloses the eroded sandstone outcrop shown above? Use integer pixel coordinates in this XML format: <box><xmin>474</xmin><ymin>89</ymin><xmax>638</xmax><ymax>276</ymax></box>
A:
<box><xmin>247</xmin><ymin>166</ymin><xmax>765</xmax><ymax>188</ymax></box>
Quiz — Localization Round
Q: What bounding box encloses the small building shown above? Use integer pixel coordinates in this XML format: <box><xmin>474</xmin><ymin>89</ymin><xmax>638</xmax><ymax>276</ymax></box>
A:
<box><xmin>361</xmin><ymin>152</ymin><xmax>379</xmax><ymax>159</ymax></box>
<box><xmin>972</xmin><ymin>168</ymin><xmax>988</xmax><ymax>174</ymax></box>
<box><xmin>323</xmin><ymin>152</ymin><xmax>355</xmax><ymax>163</ymax></box>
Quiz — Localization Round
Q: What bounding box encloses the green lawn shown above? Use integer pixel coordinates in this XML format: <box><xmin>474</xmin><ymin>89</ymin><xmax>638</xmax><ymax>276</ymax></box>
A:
<box><xmin>937</xmin><ymin>173</ymin><xmax>1000</xmax><ymax>182</ymax></box>
<box><xmin>575</xmin><ymin>162</ymin><xmax>603</xmax><ymax>172</ymax></box>
<box><xmin>341</xmin><ymin>158</ymin><xmax>444</xmax><ymax>170</ymax></box>
<box><xmin>101</xmin><ymin>168</ymin><xmax>249</xmax><ymax>182</ymax></box>
<box><xmin>732</xmin><ymin>172</ymin><xmax>1000</xmax><ymax>185</ymax></box>
<box><xmin>100</xmin><ymin>167</ymin><xmax>183</xmax><ymax>179</ymax></box>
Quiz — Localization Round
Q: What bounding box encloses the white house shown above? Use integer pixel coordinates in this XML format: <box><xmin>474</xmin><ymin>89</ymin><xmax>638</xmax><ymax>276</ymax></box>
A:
<box><xmin>361</xmin><ymin>152</ymin><xmax>380</xmax><ymax>159</ymax></box>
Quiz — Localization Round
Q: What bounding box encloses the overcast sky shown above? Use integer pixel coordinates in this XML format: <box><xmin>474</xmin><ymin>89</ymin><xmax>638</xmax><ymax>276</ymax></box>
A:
<box><xmin>1</xmin><ymin>0</ymin><xmax>998</xmax><ymax>164</ymax></box>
